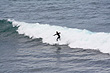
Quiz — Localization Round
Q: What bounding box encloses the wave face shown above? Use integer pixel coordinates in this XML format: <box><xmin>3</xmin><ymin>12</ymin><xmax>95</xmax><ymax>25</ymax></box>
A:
<box><xmin>8</xmin><ymin>19</ymin><xmax>110</xmax><ymax>53</ymax></box>
<box><xmin>0</xmin><ymin>19</ymin><xmax>18</xmax><ymax>37</ymax></box>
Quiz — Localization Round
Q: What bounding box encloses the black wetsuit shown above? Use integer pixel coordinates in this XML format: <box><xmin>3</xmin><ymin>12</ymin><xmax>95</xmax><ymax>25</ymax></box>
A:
<box><xmin>54</xmin><ymin>31</ymin><xmax>61</xmax><ymax>41</ymax></box>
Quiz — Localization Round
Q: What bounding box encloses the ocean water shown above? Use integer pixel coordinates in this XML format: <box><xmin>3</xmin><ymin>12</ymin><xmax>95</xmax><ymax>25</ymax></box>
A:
<box><xmin>0</xmin><ymin>0</ymin><xmax>110</xmax><ymax>73</ymax></box>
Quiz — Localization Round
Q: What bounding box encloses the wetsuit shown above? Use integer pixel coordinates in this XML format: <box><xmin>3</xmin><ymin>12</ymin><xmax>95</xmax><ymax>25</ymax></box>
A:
<box><xmin>54</xmin><ymin>31</ymin><xmax>61</xmax><ymax>41</ymax></box>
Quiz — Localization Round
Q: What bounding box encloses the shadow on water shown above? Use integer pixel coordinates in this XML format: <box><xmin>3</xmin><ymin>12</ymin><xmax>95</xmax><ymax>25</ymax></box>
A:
<box><xmin>54</xmin><ymin>45</ymin><xmax>62</xmax><ymax>67</ymax></box>
<box><xmin>56</xmin><ymin>46</ymin><xmax>62</xmax><ymax>53</ymax></box>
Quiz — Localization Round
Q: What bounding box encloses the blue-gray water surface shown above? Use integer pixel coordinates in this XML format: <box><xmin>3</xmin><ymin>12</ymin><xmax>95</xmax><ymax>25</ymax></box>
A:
<box><xmin>0</xmin><ymin>0</ymin><xmax>110</xmax><ymax>73</ymax></box>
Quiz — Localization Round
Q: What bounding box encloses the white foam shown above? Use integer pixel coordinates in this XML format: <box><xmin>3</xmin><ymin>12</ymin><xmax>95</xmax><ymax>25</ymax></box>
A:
<box><xmin>8</xmin><ymin>19</ymin><xmax>110</xmax><ymax>53</ymax></box>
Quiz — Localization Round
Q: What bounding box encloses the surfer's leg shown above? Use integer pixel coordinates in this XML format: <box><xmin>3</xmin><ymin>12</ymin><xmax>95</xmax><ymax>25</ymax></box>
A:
<box><xmin>57</xmin><ymin>37</ymin><xmax>60</xmax><ymax>41</ymax></box>
<box><xmin>58</xmin><ymin>36</ymin><xmax>61</xmax><ymax>41</ymax></box>
<box><xmin>56</xmin><ymin>38</ymin><xmax>58</xmax><ymax>41</ymax></box>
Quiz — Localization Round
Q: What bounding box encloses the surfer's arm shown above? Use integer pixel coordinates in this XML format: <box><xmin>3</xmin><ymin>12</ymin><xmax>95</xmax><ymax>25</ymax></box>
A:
<box><xmin>53</xmin><ymin>34</ymin><xmax>56</xmax><ymax>36</ymax></box>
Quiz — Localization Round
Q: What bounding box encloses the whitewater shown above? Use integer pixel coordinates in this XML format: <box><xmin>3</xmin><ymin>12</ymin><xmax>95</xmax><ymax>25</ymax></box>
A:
<box><xmin>8</xmin><ymin>19</ymin><xmax>110</xmax><ymax>53</ymax></box>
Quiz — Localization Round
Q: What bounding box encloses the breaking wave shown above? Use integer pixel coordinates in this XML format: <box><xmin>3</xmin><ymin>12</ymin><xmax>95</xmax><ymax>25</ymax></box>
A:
<box><xmin>8</xmin><ymin>19</ymin><xmax>110</xmax><ymax>53</ymax></box>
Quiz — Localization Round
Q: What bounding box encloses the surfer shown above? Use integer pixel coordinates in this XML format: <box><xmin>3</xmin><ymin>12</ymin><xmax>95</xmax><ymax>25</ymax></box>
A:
<box><xmin>54</xmin><ymin>31</ymin><xmax>61</xmax><ymax>41</ymax></box>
